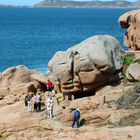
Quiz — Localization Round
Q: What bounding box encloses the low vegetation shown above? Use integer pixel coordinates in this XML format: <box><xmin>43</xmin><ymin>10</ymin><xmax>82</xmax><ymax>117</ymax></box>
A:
<box><xmin>117</xmin><ymin>82</ymin><xmax>140</xmax><ymax>109</ymax></box>
<box><xmin>124</xmin><ymin>54</ymin><xmax>140</xmax><ymax>65</ymax></box>
<box><xmin>124</xmin><ymin>54</ymin><xmax>135</xmax><ymax>65</ymax></box>
<box><xmin>118</xmin><ymin>112</ymin><xmax>140</xmax><ymax>126</ymax></box>
<box><xmin>123</xmin><ymin>54</ymin><xmax>140</xmax><ymax>84</ymax></box>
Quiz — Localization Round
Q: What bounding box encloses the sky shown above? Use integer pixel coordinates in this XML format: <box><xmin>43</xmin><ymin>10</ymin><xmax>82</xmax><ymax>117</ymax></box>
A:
<box><xmin>0</xmin><ymin>0</ymin><xmax>137</xmax><ymax>6</ymax></box>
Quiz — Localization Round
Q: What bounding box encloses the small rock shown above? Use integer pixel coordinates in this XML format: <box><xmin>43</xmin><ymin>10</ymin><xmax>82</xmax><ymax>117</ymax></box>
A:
<box><xmin>6</xmin><ymin>135</ymin><xmax>17</xmax><ymax>140</ymax></box>
<box><xmin>0</xmin><ymin>96</ymin><xmax>4</xmax><ymax>100</ymax></box>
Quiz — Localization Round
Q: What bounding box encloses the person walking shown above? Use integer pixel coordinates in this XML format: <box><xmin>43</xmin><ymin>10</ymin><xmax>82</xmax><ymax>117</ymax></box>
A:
<box><xmin>72</xmin><ymin>108</ymin><xmax>80</xmax><ymax>128</ymax></box>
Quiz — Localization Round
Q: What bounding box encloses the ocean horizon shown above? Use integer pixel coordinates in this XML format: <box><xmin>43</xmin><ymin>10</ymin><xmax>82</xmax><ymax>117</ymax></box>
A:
<box><xmin>0</xmin><ymin>8</ymin><xmax>133</xmax><ymax>74</ymax></box>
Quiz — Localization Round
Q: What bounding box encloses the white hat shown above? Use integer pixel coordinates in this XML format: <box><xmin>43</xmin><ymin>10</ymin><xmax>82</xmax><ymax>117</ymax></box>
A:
<box><xmin>76</xmin><ymin>108</ymin><xmax>80</xmax><ymax>111</ymax></box>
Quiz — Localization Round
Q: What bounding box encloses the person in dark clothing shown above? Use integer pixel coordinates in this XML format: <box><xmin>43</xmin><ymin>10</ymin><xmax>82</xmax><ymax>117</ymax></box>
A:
<box><xmin>34</xmin><ymin>93</ymin><xmax>41</xmax><ymax>112</ymax></box>
<box><xmin>72</xmin><ymin>108</ymin><xmax>80</xmax><ymax>128</ymax></box>
<box><xmin>33</xmin><ymin>93</ymin><xmax>37</xmax><ymax>112</ymax></box>
<box><xmin>24</xmin><ymin>93</ymin><xmax>31</xmax><ymax>110</ymax></box>
<box><xmin>24</xmin><ymin>95</ymin><xmax>28</xmax><ymax>107</ymax></box>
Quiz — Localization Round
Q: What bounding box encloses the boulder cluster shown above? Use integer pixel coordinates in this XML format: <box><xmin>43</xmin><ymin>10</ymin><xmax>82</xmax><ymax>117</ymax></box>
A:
<box><xmin>118</xmin><ymin>10</ymin><xmax>140</xmax><ymax>50</ymax></box>
<box><xmin>126</xmin><ymin>63</ymin><xmax>140</xmax><ymax>82</ymax></box>
<box><xmin>0</xmin><ymin>65</ymin><xmax>48</xmax><ymax>106</ymax></box>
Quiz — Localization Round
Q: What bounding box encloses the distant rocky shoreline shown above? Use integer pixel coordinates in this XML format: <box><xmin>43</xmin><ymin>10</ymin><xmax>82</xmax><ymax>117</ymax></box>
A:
<box><xmin>34</xmin><ymin>0</ymin><xmax>140</xmax><ymax>8</ymax></box>
<box><xmin>1</xmin><ymin>0</ymin><xmax>140</xmax><ymax>9</ymax></box>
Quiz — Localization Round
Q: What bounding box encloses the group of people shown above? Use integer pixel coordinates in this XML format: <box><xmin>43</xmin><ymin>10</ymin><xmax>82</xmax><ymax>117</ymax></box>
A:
<box><xmin>24</xmin><ymin>92</ymin><xmax>42</xmax><ymax>112</ymax></box>
<box><xmin>24</xmin><ymin>80</ymin><xmax>54</xmax><ymax>113</ymax></box>
<box><xmin>24</xmin><ymin>79</ymin><xmax>81</xmax><ymax>127</ymax></box>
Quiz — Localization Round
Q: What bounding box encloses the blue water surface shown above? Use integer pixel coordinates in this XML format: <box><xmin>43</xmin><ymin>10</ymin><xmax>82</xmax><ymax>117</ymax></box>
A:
<box><xmin>0</xmin><ymin>8</ymin><xmax>132</xmax><ymax>73</ymax></box>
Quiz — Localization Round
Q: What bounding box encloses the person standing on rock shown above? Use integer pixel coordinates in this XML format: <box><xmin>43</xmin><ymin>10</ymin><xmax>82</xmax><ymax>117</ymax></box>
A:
<box><xmin>24</xmin><ymin>93</ymin><xmax>31</xmax><ymax>111</ymax></box>
<box><xmin>34</xmin><ymin>93</ymin><xmax>41</xmax><ymax>112</ymax></box>
<box><xmin>47</xmin><ymin>97</ymin><xmax>54</xmax><ymax>119</ymax></box>
<box><xmin>29</xmin><ymin>93</ymin><xmax>34</xmax><ymax>112</ymax></box>
<box><xmin>46</xmin><ymin>79</ymin><xmax>53</xmax><ymax>93</ymax></box>
<box><xmin>72</xmin><ymin>108</ymin><xmax>80</xmax><ymax>128</ymax></box>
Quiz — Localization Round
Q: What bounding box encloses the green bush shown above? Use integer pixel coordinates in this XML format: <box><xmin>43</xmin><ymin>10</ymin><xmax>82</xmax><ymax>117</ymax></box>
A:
<box><xmin>124</xmin><ymin>54</ymin><xmax>140</xmax><ymax>65</ymax></box>
<box><xmin>124</xmin><ymin>54</ymin><xmax>135</xmax><ymax>65</ymax></box>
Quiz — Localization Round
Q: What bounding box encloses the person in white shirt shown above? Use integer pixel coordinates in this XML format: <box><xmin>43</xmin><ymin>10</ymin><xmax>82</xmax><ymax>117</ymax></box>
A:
<box><xmin>47</xmin><ymin>97</ymin><xmax>54</xmax><ymax>119</ymax></box>
<box><xmin>34</xmin><ymin>93</ymin><xmax>41</xmax><ymax>112</ymax></box>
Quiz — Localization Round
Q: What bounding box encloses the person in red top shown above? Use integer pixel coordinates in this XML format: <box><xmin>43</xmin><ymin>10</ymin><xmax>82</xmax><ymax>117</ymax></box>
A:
<box><xmin>47</xmin><ymin>79</ymin><xmax>53</xmax><ymax>92</ymax></box>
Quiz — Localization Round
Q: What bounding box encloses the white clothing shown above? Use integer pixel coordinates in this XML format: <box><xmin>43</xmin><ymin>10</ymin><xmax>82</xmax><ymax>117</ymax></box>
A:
<box><xmin>48</xmin><ymin>109</ymin><xmax>53</xmax><ymax>119</ymax></box>
<box><xmin>27</xmin><ymin>101</ymin><xmax>33</xmax><ymax>112</ymax></box>
<box><xmin>47</xmin><ymin>99</ymin><xmax>53</xmax><ymax>119</ymax></box>
<box><xmin>47</xmin><ymin>97</ymin><xmax>53</xmax><ymax>105</ymax></box>
<box><xmin>34</xmin><ymin>95</ymin><xmax>40</xmax><ymax>103</ymax></box>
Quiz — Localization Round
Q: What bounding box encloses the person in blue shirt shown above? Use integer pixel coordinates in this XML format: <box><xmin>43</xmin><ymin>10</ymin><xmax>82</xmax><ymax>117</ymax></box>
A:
<box><xmin>72</xmin><ymin>108</ymin><xmax>80</xmax><ymax>128</ymax></box>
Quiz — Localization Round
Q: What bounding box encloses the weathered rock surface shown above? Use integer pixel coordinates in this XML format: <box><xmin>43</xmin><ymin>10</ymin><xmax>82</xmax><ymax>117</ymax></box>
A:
<box><xmin>48</xmin><ymin>35</ymin><xmax>124</xmax><ymax>94</ymax></box>
<box><xmin>68</xmin><ymin>96</ymin><xmax>100</xmax><ymax>111</ymax></box>
<box><xmin>0</xmin><ymin>65</ymin><xmax>36</xmax><ymax>96</ymax></box>
<box><xmin>0</xmin><ymin>65</ymin><xmax>47</xmax><ymax>106</ymax></box>
<box><xmin>118</xmin><ymin>10</ymin><xmax>140</xmax><ymax>50</ymax></box>
<box><xmin>126</xmin><ymin>63</ymin><xmax>140</xmax><ymax>81</ymax></box>
<box><xmin>10</xmin><ymin>82</ymin><xmax>37</xmax><ymax>95</ymax></box>
<box><xmin>1</xmin><ymin>83</ymin><xmax>140</xmax><ymax>140</ymax></box>
<box><xmin>30</xmin><ymin>73</ymin><xmax>48</xmax><ymax>84</ymax></box>
<box><xmin>0</xmin><ymin>65</ymin><xmax>35</xmax><ymax>87</ymax></box>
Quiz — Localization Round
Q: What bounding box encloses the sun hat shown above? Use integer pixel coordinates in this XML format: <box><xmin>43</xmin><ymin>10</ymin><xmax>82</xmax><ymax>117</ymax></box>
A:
<box><xmin>76</xmin><ymin>108</ymin><xmax>80</xmax><ymax>111</ymax></box>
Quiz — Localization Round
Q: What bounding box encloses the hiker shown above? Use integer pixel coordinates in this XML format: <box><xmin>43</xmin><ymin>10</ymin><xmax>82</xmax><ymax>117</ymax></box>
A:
<box><xmin>46</xmin><ymin>79</ymin><xmax>53</xmax><ymax>92</ymax></box>
<box><xmin>39</xmin><ymin>91</ymin><xmax>46</xmax><ymax>107</ymax></box>
<box><xmin>34</xmin><ymin>93</ymin><xmax>41</xmax><ymax>112</ymax></box>
<box><xmin>51</xmin><ymin>89</ymin><xmax>56</xmax><ymax>97</ymax></box>
<box><xmin>47</xmin><ymin>97</ymin><xmax>54</xmax><ymax>119</ymax></box>
<box><xmin>28</xmin><ymin>93</ymin><xmax>34</xmax><ymax>112</ymax></box>
<box><xmin>72</xmin><ymin>108</ymin><xmax>80</xmax><ymax>128</ymax></box>
<box><xmin>24</xmin><ymin>93</ymin><xmax>31</xmax><ymax>111</ymax></box>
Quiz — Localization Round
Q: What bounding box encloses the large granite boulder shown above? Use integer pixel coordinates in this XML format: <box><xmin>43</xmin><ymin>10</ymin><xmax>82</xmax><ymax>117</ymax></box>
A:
<box><xmin>30</xmin><ymin>73</ymin><xmax>48</xmax><ymax>84</ymax></box>
<box><xmin>0</xmin><ymin>65</ymin><xmax>35</xmax><ymax>87</ymax></box>
<box><xmin>48</xmin><ymin>35</ymin><xmax>124</xmax><ymax>94</ymax></box>
<box><xmin>0</xmin><ymin>65</ymin><xmax>40</xmax><ymax>97</ymax></box>
<box><xmin>126</xmin><ymin>63</ymin><xmax>140</xmax><ymax>82</ymax></box>
<box><xmin>118</xmin><ymin>10</ymin><xmax>140</xmax><ymax>50</ymax></box>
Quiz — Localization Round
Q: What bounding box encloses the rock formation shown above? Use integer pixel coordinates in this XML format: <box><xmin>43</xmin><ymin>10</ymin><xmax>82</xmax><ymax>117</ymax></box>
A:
<box><xmin>126</xmin><ymin>63</ymin><xmax>140</xmax><ymax>82</ymax></box>
<box><xmin>118</xmin><ymin>10</ymin><xmax>140</xmax><ymax>50</ymax></box>
<box><xmin>30</xmin><ymin>73</ymin><xmax>48</xmax><ymax>84</ymax></box>
<box><xmin>48</xmin><ymin>35</ymin><xmax>124</xmax><ymax>96</ymax></box>
<box><xmin>0</xmin><ymin>65</ymin><xmax>50</xmax><ymax>106</ymax></box>
<box><xmin>1</xmin><ymin>82</ymin><xmax>140</xmax><ymax>139</ymax></box>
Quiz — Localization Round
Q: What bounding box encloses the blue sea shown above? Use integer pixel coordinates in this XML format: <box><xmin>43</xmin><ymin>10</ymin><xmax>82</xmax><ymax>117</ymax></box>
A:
<box><xmin>0</xmin><ymin>8</ymin><xmax>132</xmax><ymax>73</ymax></box>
